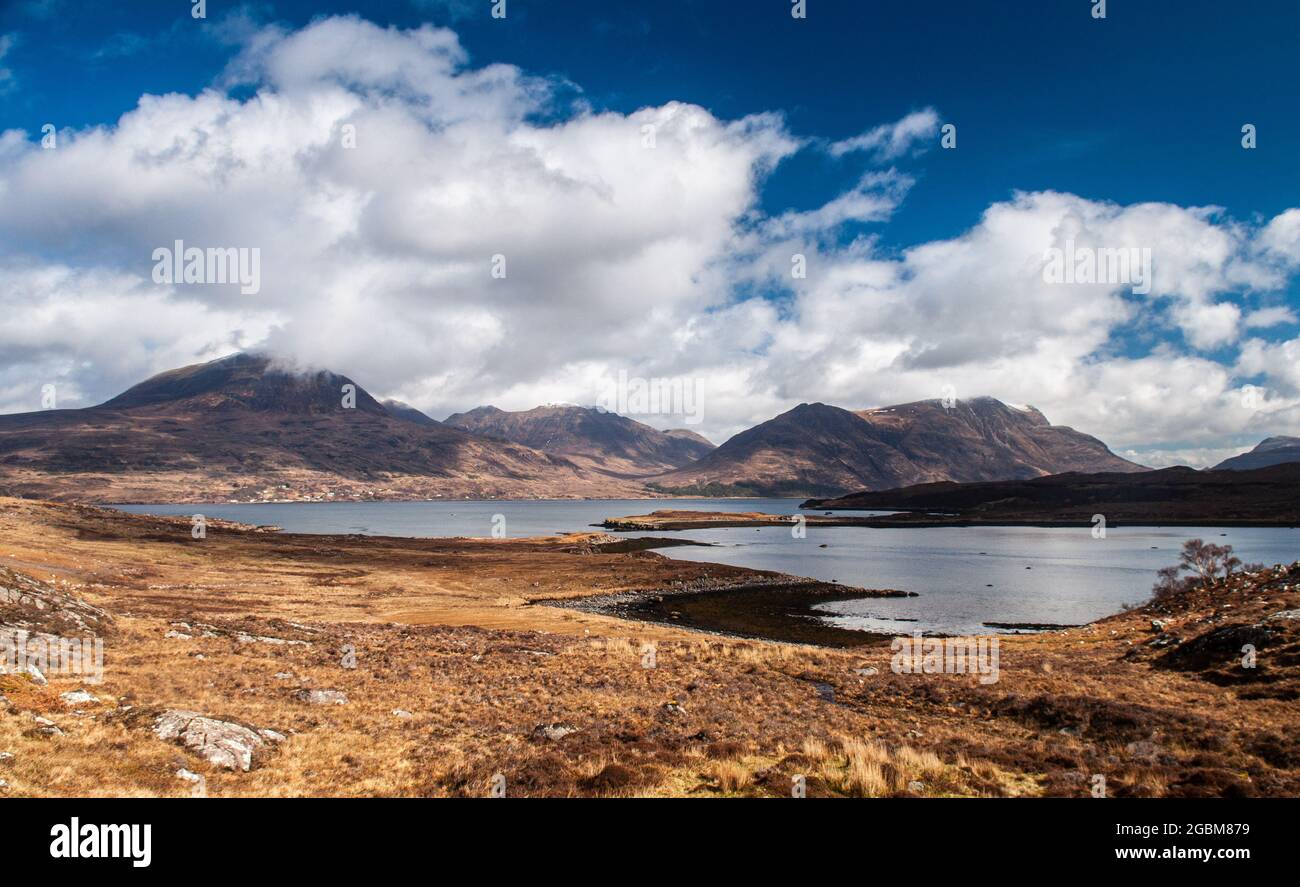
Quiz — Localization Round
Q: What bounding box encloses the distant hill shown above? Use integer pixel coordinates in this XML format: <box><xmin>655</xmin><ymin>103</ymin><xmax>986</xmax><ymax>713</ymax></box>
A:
<box><xmin>801</xmin><ymin>463</ymin><xmax>1300</xmax><ymax>526</ymax></box>
<box><xmin>443</xmin><ymin>404</ymin><xmax>715</xmax><ymax>476</ymax></box>
<box><xmin>1213</xmin><ymin>436</ymin><xmax>1300</xmax><ymax>471</ymax></box>
<box><xmin>381</xmin><ymin>399</ymin><xmax>441</xmax><ymax>427</ymax></box>
<box><xmin>0</xmin><ymin>354</ymin><xmax>643</xmax><ymax>503</ymax></box>
<box><xmin>647</xmin><ymin>397</ymin><xmax>1144</xmax><ymax>497</ymax></box>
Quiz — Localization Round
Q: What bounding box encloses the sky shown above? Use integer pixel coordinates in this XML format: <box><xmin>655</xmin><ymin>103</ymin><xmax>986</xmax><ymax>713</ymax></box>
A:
<box><xmin>1</xmin><ymin>0</ymin><xmax>1298</xmax><ymax>467</ymax></box>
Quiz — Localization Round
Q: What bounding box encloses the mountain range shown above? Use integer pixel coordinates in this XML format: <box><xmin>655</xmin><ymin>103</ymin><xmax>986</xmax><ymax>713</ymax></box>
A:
<box><xmin>0</xmin><ymin>352</ymin><xmax>1265</xmax><ymax>504</ymax></box>
<box><xmin>645</xmin><ymin>398</ymin><xmax>1144</xmax><ymax>497</ymax></box>
<box><xmin>0</xmin><ymin>354</ymin><xmax>643</xmax><ymax>503</ymax></box>
<box><xmin>444</xmin><ymin>404</ymin><xmax>714</xmax><ymax>476</ymax></box>
<box><xmin>1212</xmin><ymin>436</ymin><xmax>1300</xmax><ymax>471</ymax></box>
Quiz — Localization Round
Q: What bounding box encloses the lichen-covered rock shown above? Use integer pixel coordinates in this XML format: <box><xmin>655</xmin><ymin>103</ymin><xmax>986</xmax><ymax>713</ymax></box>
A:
<box><xmin>0</xmin><ymin>566</ymin><xmax>112</xmax><ymax>636</ymax></box>
<box><xmin>153</xmin><ymin>710</ymin><xmax>268</xmax><ymax>771</ymax></box>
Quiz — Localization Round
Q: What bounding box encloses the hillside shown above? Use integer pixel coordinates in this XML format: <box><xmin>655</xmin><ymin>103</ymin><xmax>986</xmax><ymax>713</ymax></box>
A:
<box><xmin>648</xmin><ymin>397</ymin><xmax>1143</xmax><ymax>497</ymax></box>
<box><xmin>444</xmin><ymin>404</ymin><xmax>715</xmax><ymax>476</ymax></box>
<box><xmin>0</xmin><ymin>354</ymin><xmax>643</xmax><ymax>503</ymax></box>
<box><xmin>1213</xmin><ymin>436</ymin><xmax>1300</xmax><ymax>471</ymax></box>
<box><xmin>803</xmin><ymin>463</ymin><xmax>1300</xmax><ymax>526</ymax></box>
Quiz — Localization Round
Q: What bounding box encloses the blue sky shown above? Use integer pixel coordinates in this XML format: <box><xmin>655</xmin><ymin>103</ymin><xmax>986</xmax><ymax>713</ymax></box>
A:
<box><xmin>5</xmin><ymin>0</ymin><xmax>1298</xmax><ymax>246</ymax></box>
<box><xmin>1</xmin><ymin>0</ymin><xmax>1298</xmax><ymax>465</ymax></box>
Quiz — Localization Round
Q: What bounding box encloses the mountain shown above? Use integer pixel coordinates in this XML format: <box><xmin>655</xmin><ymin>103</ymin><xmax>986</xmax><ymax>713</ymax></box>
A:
<box><xmin>802</xmin><ymin>464</ymin><xmax>1300</xmax><ymax>526</ymax></box>
<box><xmin>1212</xmin><ymin>436</ymin><xmax>1300</xmax><ymax>471</ymax></box>
<box><xmin>382</xmin><ymin>399</ymin><xmax>441</xmax><ymax>427</ymax></box>
<box><xmin>443</xmin><ymin>404</ymin><xmax>715</xmax><ymax>476</ymax></box>
<box><xmin>646</xmin><ymin>397</ymin><xmax>1145</xmax><ymax>497</ymax></box>
<box><xmin>0</xmin><ymin>353</ymin><xmax>643</xmax><ymax>503</ymax></box>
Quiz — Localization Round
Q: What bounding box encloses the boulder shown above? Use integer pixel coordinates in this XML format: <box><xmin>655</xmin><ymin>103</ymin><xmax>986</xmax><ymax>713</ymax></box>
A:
<box><xmin>59</xmin><ymin>689</ymin><xmax>97</xmax><ymax>706</ymax></box>
<box><xmin>153</xmin><ymin>710</ymin><xmax>268</xmax><ymax>772</ymax></box>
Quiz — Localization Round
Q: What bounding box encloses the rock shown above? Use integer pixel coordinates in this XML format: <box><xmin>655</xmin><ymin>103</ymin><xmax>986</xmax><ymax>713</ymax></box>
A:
<box><xmin>175</xmin><ymin>768</ymin><xmax>206</xmax><ymax>796</ymax></box>
<box><xmin>1267</xmin><ymin>609</ymin><xmax>1300</xmax><ymax>622</ymax></box>
<box><xmin>257</xmin><ymin>728</ymin><xmax>287</xmax><ymax>743</ymax></box>
<box><xmin>273</xmin><ymin>672</ymin><xmax>295</xmax><ymax>680</ymax></box>
<box><xmin>165</xmin><ymin>630</ymin><xmax>192</xmax><ymax>640</ymax></box>
<box><xmin>153</xmin><ymin>710</ymin><xmax>268</xmax><ymax>772</ymax></box>
<box><xmin>853</xmin><ymin>667</ymin><xmax>879</xmax><ymax>677</ymax></box>
<box><xmin>532</xmin><ymin>723</ymin><xmax>577</xmax><ymax>741</ymax></box>
<box><xmin>29</xmin><ymin>715</ymin><xmax>63</xmax><ymax>738</ymax></box>
<box><xmin>0</xmin><ymin>566</ymin><xmax>112</xmax><ymax>635</ymax></box>
<box><xmin>59</xmin><ymin>690</ymin><xmax>97</xmax><ymax>706</ymax></box>
<box><xmin>392</xmin><ymin>709</ymin><xmax>413</xmax><ymax>719</ymax></box>
<box><xmin>0</xmin><ymin>751</ymin><xmax>13</xmax><ymax>764</ymax></box>
<box><xmin>1150</xmin><ymin>619</ymin><xmax>1168</xmax><ymax>632</ymax></box>
<box><xmin>293</xmin><ymin>689</ymin><xmax>348</xmax><ymax>705</ymax></box>
<box><xmin>907</xmin><ymin>780</ymin><xmax>925</xmax><ymax>793</ymax></box>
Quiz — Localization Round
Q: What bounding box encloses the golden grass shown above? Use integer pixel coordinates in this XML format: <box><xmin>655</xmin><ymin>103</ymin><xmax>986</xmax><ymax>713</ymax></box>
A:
<box><xmin>2</xmin><ymin>496</ymin><xmax>1297</xmax><ymax>798</ymax></box>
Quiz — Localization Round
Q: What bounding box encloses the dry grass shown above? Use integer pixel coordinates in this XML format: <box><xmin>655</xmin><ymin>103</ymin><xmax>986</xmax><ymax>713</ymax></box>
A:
<box><xmin>710</xmin><ymin>760</ymin><xmax>754</xmax><ymax>794</ymax></box>
<box><xmin>1</xmin><ymin>497</ymin><xmax>1298</xmax><ymax>797</ymax></box>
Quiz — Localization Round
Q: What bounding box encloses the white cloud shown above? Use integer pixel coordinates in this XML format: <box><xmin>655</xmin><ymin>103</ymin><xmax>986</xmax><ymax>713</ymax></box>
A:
<box><xmin>0</xmin><ymin>15</ymin><xmax>1297</xmax><ymax>468</ymax></box>
<box><xmin>1260</xmin><ymin>208</ymin><xmax>1300</xmax><ymax>263</ymax></box>
<box><xmin>1244</xmin><ymin>306</ymin><xmax>1297</xmax><ymax>329</ymax></box>
<box><xmin>1171</xmin><ymin>301</ymin><xmax>1241</xmax><ymax>350</ymax></box>
<box><xmin>0</xmin><ymin>34</ymin><xmax>16</xmax><ymax>95</ymax></box>
<box><xmin>828</xmin><ymin>108</ymin><xmax>939</xmax><ymax>160</ymax></box>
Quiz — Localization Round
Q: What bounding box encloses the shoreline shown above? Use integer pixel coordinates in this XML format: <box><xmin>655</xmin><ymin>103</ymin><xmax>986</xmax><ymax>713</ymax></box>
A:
<box><xmin>544</xmin><ymin>578</ymin><xmax>917</xmax><ymax>647</ymax></box>
<box><xmin>105</xmin><ymin>501</ymin><xmax>1300</xmax><ymax>530</ymax></box>
<box><xmin>603</xmin><ymin>509</ymin><xmax>1300</xmax><ymax>531</ymax></box>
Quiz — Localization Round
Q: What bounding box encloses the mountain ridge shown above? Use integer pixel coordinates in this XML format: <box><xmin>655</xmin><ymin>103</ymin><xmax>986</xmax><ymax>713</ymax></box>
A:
<box><xmin>1213</xmin><ymin>436</ymin><xmax>1300</xmax><ymax>471</ymax></box>
<box><xmin>0</xmin><ymin>355</ymin><xmax>1148</xmax><ymax>503</ymax></box>
<box><xmin>0</xmin><ymin>353</ymin><xmax>644</xmax><ymax>503</ymax></box>
<box><xmin>801</xmin><ymin>463</ymin><xmax>1300</xmax><ymax>526</ymax></box>
<box><xmin>443</xmin><ymin>403</ymin><xmax>715</xmax><ymax>476</ymax></box>
<box><xmin>647</xmin><ymin>397</ymin><xmax>1145</xmax><ymax>497</ymax></box>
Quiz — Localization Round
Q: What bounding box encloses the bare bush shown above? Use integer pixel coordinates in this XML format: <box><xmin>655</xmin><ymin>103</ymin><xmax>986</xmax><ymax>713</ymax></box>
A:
<box><xmin>1151</xmin><ymin>539</ymin><xmax>1244</xmax><ymax>600</ymax></box>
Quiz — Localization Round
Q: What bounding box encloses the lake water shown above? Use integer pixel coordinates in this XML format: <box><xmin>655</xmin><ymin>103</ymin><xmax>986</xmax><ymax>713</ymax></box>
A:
<box><xmin>113</xmin><ymin>499</ymin><xmax>1300</xmax><ymax>636</ymax></box>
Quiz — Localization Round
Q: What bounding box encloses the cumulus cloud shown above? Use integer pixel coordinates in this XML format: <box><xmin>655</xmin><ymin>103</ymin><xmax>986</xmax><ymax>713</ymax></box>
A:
<box><xmin>0</xmin><ymin>15</ymin><xmax>1298</xmax><ymax>468</ymax></box>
